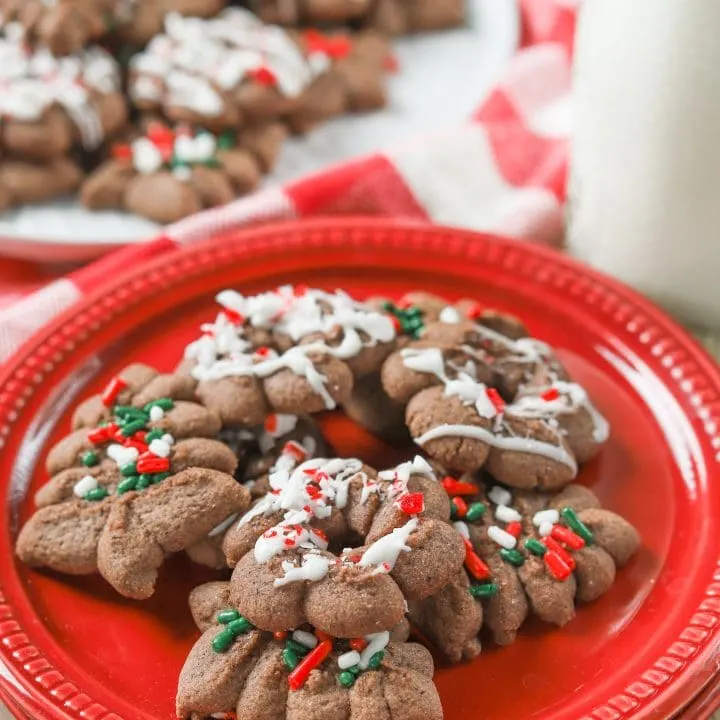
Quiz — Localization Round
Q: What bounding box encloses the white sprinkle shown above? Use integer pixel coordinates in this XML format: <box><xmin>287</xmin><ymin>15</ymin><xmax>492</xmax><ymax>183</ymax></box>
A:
<box><xmin>539</xmin><ymin>522</ymin><xmax>554</xmax><ymax>538</ymax></box>
<box><xmin>149</xmin><ymin>438</ymin><xmax>171</xmax><ymax>457</ymax></box>
<box><xmin>149</xmin><ymin>405</ymin><xmax>165</xmax><ymax>422</ymax></box>
<box><xmin>338</xmin><ymin>651</ymin><xmax>361</xmax><ymax>670</ymax></box>
<box><xmin>495</xmin><ymin>505</ymin><xmax>522</xmax><ymax>523</ymax></box>
<box><xmin>292</xmin><ymin>630</ymin><xmax>318</xmax><ymax>649</ymax></box>
<box><xmin>533</xmin><ymin>509</ymin><xmax>560</xmax><ymax>527</ymax></box>
<box><xmin>439</xmin><ymin>306</ymin><xmax>461</xmax><ymax>324</ymax></box>
<box><xmin>488</xmin><ymin>485</ymin><xmax>512</xmax><ymax>507</ymax></box>
<box><xmin>162</xmin><ymin>433</ymin><xmax>175</xmax><ymax>446</ymax></box>
<box><xmin>453</xmin><ymin>521</ymin><xmax>470</xmax><ymax>540</ymax></box>
<box><xmin>359</xmin><ymin>631</ymin><xmax>390</xmax><ymax>669</ymax></box>
<box><xmin>105</xmin><ymin>443</ymin><xmax>139</xmax><ymax>467</ymax></box>
<box><xmin>73</xmin><ymin>475</ymin><xmax>98</xmax><ymax>498</ymax></box>
<box><xmin>488</xmin><ymin>525</ymin><xmax>517</xmax><ymax>549</ymax></box>
<box><xmin>208</xmin><ymin>514</ymin><xmax>238</xmax><ymax>537</ymax></box>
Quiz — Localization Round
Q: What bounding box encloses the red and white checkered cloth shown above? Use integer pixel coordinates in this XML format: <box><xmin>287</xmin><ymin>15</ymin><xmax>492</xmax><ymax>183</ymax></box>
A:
<box><xmin>0</xmin><ymin>0</ymin><xmax>577</xmax><ymax>362</ymax></box>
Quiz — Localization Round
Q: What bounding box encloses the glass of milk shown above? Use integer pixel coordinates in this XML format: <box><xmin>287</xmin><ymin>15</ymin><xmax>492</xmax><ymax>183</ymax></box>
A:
<box><xmin>568</xmin><ymin>0</ymin><xmax>720</xmax><ymax>330</ymax></box>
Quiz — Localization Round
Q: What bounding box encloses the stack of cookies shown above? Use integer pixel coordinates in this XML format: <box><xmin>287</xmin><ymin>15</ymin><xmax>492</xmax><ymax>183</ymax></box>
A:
<box><xmin>14</xmin><ymin>286</ymin><xmax>641</xmax><ymax>719</ymax></box>
<box><xmin>0</xmin><ymin>0</ymin><xmax>466</xmax><ymax>222</ymax></box>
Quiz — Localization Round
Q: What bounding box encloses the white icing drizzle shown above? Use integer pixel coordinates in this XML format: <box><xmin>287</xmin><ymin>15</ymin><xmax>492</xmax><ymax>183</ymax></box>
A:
<box><xmin>129</xmin><ymin>8</ymin><xmax>325</xmax><ymax>115</ymax></box>
<box><xmin>0</xmin><ymin>37</ymin><xmax>120</xmax><ymax>149</ymax></box>
<box><xmin>376</xmin><ymin>455</ymin><xmax>435</xmax><ymax>503</ymax></box>
<box><xmin>514</xmin><ymin>380</ymin><xmax>610</xmax><ymax>444</ymax></box>
<box><xmin>186</xmin><ymin>287</ymin><xmax>396</xmax><ymax>409</ymax></box>
<box><xmin>444</xmin><ymin>373</ymin><xmax>498</xmax><ymax>419</ymax></box>
<box><xmin>414</xmin><ymin>423</ymin><xmax>578</xmax><ymax>472</ymax></box>
<box><xmin>274</xmin><ymin>554</ymin><xmax>332</xmax><ymax>587</ymax></box>
<box><xmin>358</xmin><ymin>518</ymin><xmax>418</xmax><ymax>571</ymax></box>
<box><xmin>254</xmin><ymin>525</ymin><xmax>329</xmax><ymax>563</ymax></box>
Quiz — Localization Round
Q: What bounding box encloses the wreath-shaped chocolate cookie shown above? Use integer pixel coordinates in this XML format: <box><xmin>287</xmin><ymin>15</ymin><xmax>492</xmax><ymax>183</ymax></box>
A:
<box><xmin>220</xmin><ymin>455</ymin><xmax>465</xmax><ymax>638</ymax></box>
<box><xmin>408</xmin><ymin>475</ymin><xmax>640</xmax><ymax>660</ymax></box>
<box><xmin>15</xmin><ymin>364</ymin><xmax>250</xmax><ymax>599</ymax></box>
<box><xmin>180</xmin><ymin>286</ymin><xmax>398</xmax><ymax>426</ymax></box>
<box><xmin>379</xmin><ymin>294</ymin><xmax>609</xmax><ymax>489</ymax></box>
<box><xmin>177</xmin><ymin>580</ymin><xmax>442</xmax><ymax>720</ymax></box>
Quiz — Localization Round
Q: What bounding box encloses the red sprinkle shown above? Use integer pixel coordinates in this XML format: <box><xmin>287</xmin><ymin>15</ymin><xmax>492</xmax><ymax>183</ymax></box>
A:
<box><xmin>441</xmin><ymin>477</ymin><xmax>478</xmax><ymax>496</ymax></box>
<box><xmin>543</xmin><ymin>536</ymin><xmax>576</xmax><ymax>570</ymax></box>
<box><xmin>505</xmin><ymin>521</ymin><xmax>522</xmax><ymax>538</ymax></box>
<box><xmin>101</xmin><ymin>376</ymin><xmax>127</xmax><ymax>407</ymax></box>
<box><xmin>551</xmin><ymin>524</ymin><xmax>585</xmax><ymax>550</ymax></box>
<box><xmin>544</xmin><ymin>551</ymin><xmax>572</xmax><ymax>581</ymax></box>
<box><xmin>486</xmin><ymin>387</ymin><xmax>506</xmax><ymax>413</ymax></box>
<box><xmin>136</xmin><ymin>456</ymin><xmax>170</xmax><ymax>474</ymax></box>
<box><xmin>249</xmin><ymin>66</ymin><xmax>277</xmax><ymax>86</ymax></box>
<box><xmin>293</xmin><ymin>284</ymin><xmax>309</xmax><ymax>296</ymax></box>
<box><xmin>452</xmin><ymin>497</ymin><xmax>468</xmax><ymax>518</ymax></box>
<box><xmin>541</xmin><ymin>388</ymin><xmax>560</xmax><ymax>402</ymax></box>
<box><xmin>274</xmin><ymin>631</ymin><xmax>288</xmax><ymax>641</ymax></box>
<box><xmin>111</xmin><ymin>143</ymin><xmax>132</xmax><ymax>161</ymax></box>
<box><xmin>146</xmin><ymin>121</ymin><xmax>174</xmax><ymax>146</ymax></box>
<box><xmin>389</xmin><ymin>315</ymin><xmax>402</xmax><ymax>333</ymax></box>
<box><xmin>87</xmin><ymin>426</ymin><xmax>111</xmax><ymax>444</ymax></box>
<box><xmin>464</xmin><ymin>302</ymin><xmax>484</xmax><ymax>320</ymax></box>
<box><xmin>264</xmin><ymin>415</ymin><xmax>278</xmax><ymax>433</ymax></box>
<box><xmin>463</xmin><ymin>538</ymin><xmax>491</xmax><ymax>581</ymax></box>
<box><xmin>223</xmin><ymin>308</ymin><xmax>245</xmax><ymax>325</ymax></box>
<box><xmin>396</xmin><ymin>296</ymin><xmax>413</xmax><ymax>310</ymax></box>
<box><xmin>349</xmin><ymin>638</ymin><xmax>367</xmax><ymax>652</ymax></box>
<box><xmin>288</xmin><ymin>639</ymin><xmax>333</xmax><ymax>691</ymax></box>
<box><xmin>399</xmin><ymin>492</ymin><xmax>425</xmax><ymax>515</ymax></box>
<box><xmin>314</xmin><ymin>630</ymin><xmax>331</xmax><ymax>643</ymax></box>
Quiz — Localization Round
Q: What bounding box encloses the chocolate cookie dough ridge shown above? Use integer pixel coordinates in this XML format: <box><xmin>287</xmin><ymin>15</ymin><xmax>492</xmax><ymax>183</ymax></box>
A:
<box><xmin>129</xmin><ymin>8</ymin><xmax>328</xmax><ymax>115</ymax></box>
<box><xmin>0</xmin><ymin>27</ymin><xmax>122</xmax><ymax>149</ymax></box>
<box><xmin>185</xmin><ymin>286</ymin><xmax>396</xmax><ymax>411</ymax></box>
<box><xmin>15</xmin><ymin>366</ymin><xmax>250</xmax><ymax>598</ymax></box>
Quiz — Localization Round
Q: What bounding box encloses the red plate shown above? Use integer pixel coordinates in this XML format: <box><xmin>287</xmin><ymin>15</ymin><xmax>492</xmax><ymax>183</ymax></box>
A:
<box><xmin>0</xmin><ymin>218</ymin><xmax>718</xmax><ymax>720</ymax></box>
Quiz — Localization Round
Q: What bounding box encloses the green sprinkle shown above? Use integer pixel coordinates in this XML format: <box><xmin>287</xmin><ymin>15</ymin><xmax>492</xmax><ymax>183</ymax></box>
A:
<box><xmin>143</xmin><ymin>398</ymin><xmax>174</xmax><ymax>412</ymax></box>
<box><xmin>450</xmin><ymin>503</ymin><xmax>458</xmax><ymax>520</ymax></box>
<box><xmin>203</xmin><ymin>157</ymin><xmax>221</xmax><ymax>168</ymax></box>
<box><xmin>228</xmin><ymin>617</ymin><xmax>252</xmax><ymax>636</ymax></box>
<box><xmin>121</xmin><ymin>419</ymin><xmax>147</xmax><ymax>436</ymax></box>
<box><xmin>561</xmin><ymin>508</ymin><xmax>594</xmax><ymax>545</ymax></box>
<box><xmin>136</xmin><ymin>475</ymin><xmax>151</xmax><ymax>490</ymax></box>
<box><xmin>367</xmin><ymin>651</ymin><xmax>384</xmax><ymax>670</ymax></box>
<box><xmin>217</xmin><ymin>131</ymin><xmax>235</xmax><ymax>150</ymax></box>
<box><xmin>348</xmin><ymin>665</ymin><xmax>362</xmax><ymax>676</ymax></box>
<box><xmin>524</xmin><ymin>538</ymin><xmax>547</xmax><ymax>557</ymax></box>
<box><xmin>115</xmin><ymin>406</ymin><xmax>146</xmax><ymax>420</ymax></box>
<box><xmin>145</xmin><ymin>428</ymin><xmax>164</xmax><ymax>442</ymax></box>
<box><xmin>85</xmin><ymin>487</ymin><xmax>108</xmax><ymax>502</ymax></box>
<box><xmin>217</xmin><ymin>609</ymin><xmax>240</xmax><ymax>625</ymax></box>
<box><xmin>500</xmin><ymin>548</ymin><xmax>525</xmax><ymax>567</ymax></box>
<box><xmin>117</xmin><ymin>476</ymin><xmax>139</xmax><ymax>494</ymax></box>
<box><xmin>120</xmin><ymin>462</ymin><xmax>137</xmax><ymax>477</ymax></box>
<box><xmin>286</xmin><ymin>639</ymin><xmax>310</xmax><ymax>656</ymax></box>
<box><xmin>338</xmin><ymin>671</ymin><xmax>356</xmax><ymax>687</ymax></box>
<box><xmin>465</xmin><ymin>502</ymin><xmax>486</xmax><ymax>522</ymax></box>
<box><xmin>282</xmin><ymin>647</ymin><xmax>299</xmax><ymax>670</ymax></box>
<box><xmin>470</xmin><ymin>582</ymin><xmax>498</xmax><ymax>598</ymax></box>
<box><xmin>81</xmin><ymin>450</ymin><xmax>98</xmax><ymax>467</ymax></box>
<box><xmin>212</xmin><ymin>628</ymin><xmax>236</xmax><ymax>653</ymax></box>
<box><xmin>152</xmin><ymin>472</ymin><xmax>171</xmax><ymax>484</ymax></box>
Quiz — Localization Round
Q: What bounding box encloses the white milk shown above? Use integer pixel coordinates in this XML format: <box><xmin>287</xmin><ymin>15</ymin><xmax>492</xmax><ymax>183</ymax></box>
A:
<box><xmin>568</xmin><ymin>0</ymin><xmax>720</xmax><ymax>329</ymax></box>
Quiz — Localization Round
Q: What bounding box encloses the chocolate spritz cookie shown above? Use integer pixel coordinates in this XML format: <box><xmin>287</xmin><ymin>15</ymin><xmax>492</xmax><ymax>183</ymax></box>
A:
<box><xmin>219</xmin><ymin>455</ymin><xmax>464</xmax><ymax>637</ymax></box>
<box><xmin>0</xmin><ymin>29</ymin><xmax>127</xmax><ymax>159</ymax></box>
<box><xmin>408</xmin><ymin>475</ymin><xmax>640</xmax><ymax>659</ymax></box>
<box><xmin>180</xmin><ymin>286</ymin><xmax>398</xmax><ymax>426</ymax></box>
<box><xmin>81</xmin><ymin>120</ymin><xmax>286</xmax><ymax>223</ymax></box>
<box><xmin>379</xmin><ymin>295</ymin><xmax>609</xmax><ymax>488</ymax></box>
<box><xmin>178</xmin><ymin>580</ymin><xmax>442</xmax><ymax>720</ymax></box>
<box><xmin>128</xmin><ymin>8</ymin><xmax>391</xmax><ymax>134</ymax></box>
<box><xmin>248</xmin><ymin>0</ymin><xmax>466</xmax><ymax>35</ymax></box>
<box><xmin>186</xmin><ymin>416</ymin><xmax>328</xmax><ymax>570</ymax></box>
<box><xmin>0</xmin><ymin>0</ymin><xmax>227</xmax><ymax>55</ymax></box>
<box><xmin>15</xmin><ymin>364</ymin><xmax>250</xmax><ymax>599</ymax></box>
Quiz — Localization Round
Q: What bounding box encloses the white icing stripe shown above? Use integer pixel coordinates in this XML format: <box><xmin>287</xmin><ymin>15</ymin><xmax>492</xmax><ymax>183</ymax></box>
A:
<box><xmin>358</xmin><ymin>518</ymin><xmax>418</xmax><ymax>570</ymax></box>
<box><xmin>359</xmin><ymin>632</ymin><xmax>390</xmax><ymax>669</ymax></box>
<box><xmin>208</xmin><ymin>514</ymin><xmax>239</xmax><ymax>538</ymax></box>
<box><xmin>414</xmin><ymin>423</ymin><xmax>578</xmax><ymax>472</ymax></box>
